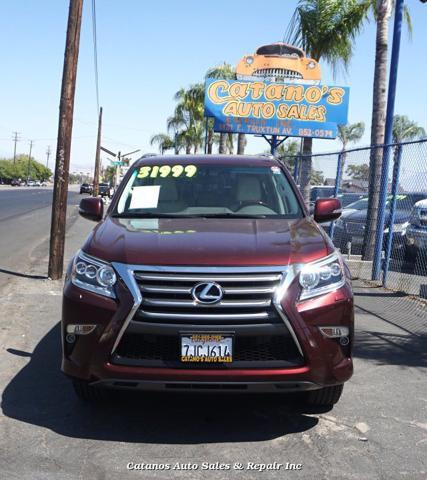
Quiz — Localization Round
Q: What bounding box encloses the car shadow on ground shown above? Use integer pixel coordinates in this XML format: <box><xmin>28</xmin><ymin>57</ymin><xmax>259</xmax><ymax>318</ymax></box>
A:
<box><xmin>2</xmin><ymin>323</ymin><xmax>319</xmax><ymax>444</ymax></box>
<box><xmin>0</xmin><ymin>268</ymin><xmax>47</xmax><ymax>280</ymax></box>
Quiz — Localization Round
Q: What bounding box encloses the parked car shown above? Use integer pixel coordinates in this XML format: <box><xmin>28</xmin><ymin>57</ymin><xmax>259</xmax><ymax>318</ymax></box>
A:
<box><xmin>98</xmin><ymin>182</ymin><xmax>114</xmax><ymax>198</ymax></box>
<box><xmin>337</xmin><ymin>193</ymin><xmax>365</xmax><ymax>208</ymax></box>
<box><xmin>26</xmin><ymin>180</ymin><xmax>35</xmax><ymax>187</ymax></box>
<box><xmin>404</xmin><ymin>199</ymin><xmax>427</xmax><ymax>259</ymax></box>
<box><xmin>63</xmin><ymin>155</ymin><xmax>353</xmax><ymax>408</ymax></box>
<box><xmin>11</xmin><ymin>179</ymin><xmax>21</xmax><ymax>186</ymax></box>
<box><xmin>310</xmin><ymin>186</ymin><xmax>343</xmax><ymax>203</ymax></box>
<box><xmin>80</xmin><ymin>183</ymin><xmax>93</xmax><ymax>194</ymax></box>
<box><xmin>334</xmin><ymin>193</ymin><xmax>427</xmax><ymax>254</ymax></box>
<box><xmin>322</xmin><ymin>195</ymin><xmax>367</xmax><ymax>232</ymax></box>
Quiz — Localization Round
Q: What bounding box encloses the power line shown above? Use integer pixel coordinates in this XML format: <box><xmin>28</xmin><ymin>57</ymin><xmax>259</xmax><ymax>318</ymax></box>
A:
<box><xmin>91</xmin><ymin>0</ymin><xmax>100</xmax><ymax>113</ymax></box>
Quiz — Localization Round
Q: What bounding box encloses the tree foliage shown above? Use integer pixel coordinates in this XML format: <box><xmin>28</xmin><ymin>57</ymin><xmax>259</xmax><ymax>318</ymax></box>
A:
<box><xmin>337</xmin><ymin>122</ymin><xmax>365</xmax><ymax>149</ymax></box>
<box><xmin>0</xmin><ymin>155</ymin><xmax>52</xmax><ymax>182</ymax></box>
<box><xmin>346</xmin><ymin>163</ymin><xmax>369</xmax><ymax>181</ymax></box>
<box><xmin>392</xmin><ymin>115</ymin><xmax>425</xmax><ymax>143</ymax></box>
<box><xmin>286</xmin><ymin>0</ymin><xmax>369</xmax><ymax>73</ymax></box>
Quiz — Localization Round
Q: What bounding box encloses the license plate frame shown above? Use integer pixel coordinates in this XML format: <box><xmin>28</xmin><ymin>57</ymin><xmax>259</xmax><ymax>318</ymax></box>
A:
<box><xmin>180</xmin><ymin>333</ymin><xmax>234</xmax><ymax>363</ymax></box>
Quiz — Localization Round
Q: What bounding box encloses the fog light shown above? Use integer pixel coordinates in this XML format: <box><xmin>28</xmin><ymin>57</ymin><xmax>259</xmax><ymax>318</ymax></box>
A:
<box><xmin>318</xmin><ymin>326</ymin><xmax>349</xmax><ymax>338</ymax></box>
<box><xmin>66</xmin><ymin>324</ymin><xmax>96</xmax><ymax>335</ymax></box>
<box><xmin>65</xmin><ymin>334</ymin><xmax>76</xmax><ymax>343</ymax></box>
<box><xmin>340</xmin><ymin>336</ymin><xmax>350</xmax><ymax>346</ymax></box>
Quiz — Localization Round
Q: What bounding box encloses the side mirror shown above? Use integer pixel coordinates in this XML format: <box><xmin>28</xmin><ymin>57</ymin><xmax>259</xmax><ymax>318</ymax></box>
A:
<box><xmin>79</xmin><ymin>197</ymin><xmax>103</xmax><ymax>222</ymax></box>
<box><xmin>314</xmin><ymin>198</ymin><xmax>342</xmax><ymax>223</ymax></box>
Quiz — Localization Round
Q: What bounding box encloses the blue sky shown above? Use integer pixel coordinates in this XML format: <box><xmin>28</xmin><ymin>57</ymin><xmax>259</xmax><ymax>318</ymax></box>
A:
<box><xmin>0</xmin><ymin>0</ymin><xmax>426</xmax><ymax>175</ymax></box>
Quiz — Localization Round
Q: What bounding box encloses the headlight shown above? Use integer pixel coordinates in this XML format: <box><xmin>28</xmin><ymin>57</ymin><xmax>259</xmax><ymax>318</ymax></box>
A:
<box><xmin>71</xmin><ymin>250</ymin><xmax>117</xmax><ymax>298</ymax></box>
<box><xmin>245</xmin><ymin>56</ymin><xmax>254</xmax><ymax>65</ymax></box>
<box><xmin>308</xmin><ymin>61</ymin><xmax>316</xmax><ymax>69</ymax></box>
<box><xmin>299</xmin><ymin>254</ymin><xmax>345</xmax><ymax>301</ymax></box>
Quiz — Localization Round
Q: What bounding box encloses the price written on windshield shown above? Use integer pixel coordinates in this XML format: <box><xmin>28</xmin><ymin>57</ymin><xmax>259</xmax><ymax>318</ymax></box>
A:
<box><xmin>137</xmin><ymin>164</ymin><xmax>197</xmax><ymax>179</ymax></box>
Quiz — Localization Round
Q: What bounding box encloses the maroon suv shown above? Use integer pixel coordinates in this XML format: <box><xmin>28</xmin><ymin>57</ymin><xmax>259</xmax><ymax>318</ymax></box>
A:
<box><xmin>62</xmin><ymin>155</ymin><xmax>353</xmax><ymax>407</ymax></box>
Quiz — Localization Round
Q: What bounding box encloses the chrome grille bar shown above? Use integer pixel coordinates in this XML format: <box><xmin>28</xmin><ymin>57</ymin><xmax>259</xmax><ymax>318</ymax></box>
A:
<box><xmin>135</xmin><ymin>273</ymin><xmax>282</xmax><ymax>283</ymax></box>
<box><xmin>138</xmin><ymin>310</ymin><xmax>270</xmax><ymax>321</ymax></box>
<box><xmin>142</xmin><ymin>298</ymin><xmax>272</xmax><ymax>308</ymax></box>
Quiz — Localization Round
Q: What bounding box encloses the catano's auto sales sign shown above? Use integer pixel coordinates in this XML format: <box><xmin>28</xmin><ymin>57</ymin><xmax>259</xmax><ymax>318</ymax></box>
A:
<box><xmin>204</xmin><ymin>78</ymin><xmax>350</xmax><ymax>139</ymax></box>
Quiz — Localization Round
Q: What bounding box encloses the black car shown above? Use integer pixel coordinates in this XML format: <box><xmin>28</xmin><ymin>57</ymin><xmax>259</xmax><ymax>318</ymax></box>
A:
<box><xmin>98</xmin><ymin>182</ymin><xmax>114</xmax><ymax>198</ymax></box>
<box><xmin>333</xmin><ymin>193</ymin><xmax>427</xmax><ymax>254</ymax></box>
<box><xmin>80</xmin><ymin>183</ymin><xmax>93</xmax><ymax>194</ymax></box>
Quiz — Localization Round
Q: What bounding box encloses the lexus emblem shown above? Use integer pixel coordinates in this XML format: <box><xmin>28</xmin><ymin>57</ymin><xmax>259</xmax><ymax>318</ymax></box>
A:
<box><xmin>191</xmin><ymin>282</ymin><xmax>224</xmax><ymax>305</ymax></box>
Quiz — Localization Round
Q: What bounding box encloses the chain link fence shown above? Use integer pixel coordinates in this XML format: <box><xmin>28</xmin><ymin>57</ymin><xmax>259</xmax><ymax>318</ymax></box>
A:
<box><xmin>281</xmin><ymin>139</ymin><xmax>427</xmax><ymax>300</ymax></box>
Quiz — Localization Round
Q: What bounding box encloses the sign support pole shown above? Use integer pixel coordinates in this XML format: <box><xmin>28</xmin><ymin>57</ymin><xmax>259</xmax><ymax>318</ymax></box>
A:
<box><xmin>372</xmin><ymin>0</ymin><xmax>404</xmax><ymax>280</ymax></box>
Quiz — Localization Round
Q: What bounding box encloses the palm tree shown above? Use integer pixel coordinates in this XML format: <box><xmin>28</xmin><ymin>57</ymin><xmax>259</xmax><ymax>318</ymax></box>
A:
<box><xmin>271</xmin><ymin>140</ymin><xmax>300</xmax><ymax>172</ymax></box>
<box><xmin>167</xmin><ymin>83</ymin><xmax>205</xmax><ymax>154</ymax></box>
<box><xmin>337</xmin><ymin>121</ymin><xmax>365</xmax><ymax>187</ymax></box>
<box><xmin>205</xmin><ymin>63</ymin><xmax>247</xmax><ymax>154</ymax></box>
<box><xmin>150</xmin><ymin>133</ymin><xmax>175</xmax><ymax>154</ymax></box>
<box><xmin>364</xmin><ymin>0</ymin><xmax>411</xmax><ymax>259</ymax></box>
<box><xmin>392</xmin><ymin>115</ymin><xmax>425</xmax><ymax>144</ymax></box>
<box><xmin>391</xmin><ymin>114</ymin><xmax>425</xmax><ymax>180</ymax></box>
<box><xmin>286</xmin><ymin>0</ymin><xmax>369</xmax><ymax>203</ymax></box>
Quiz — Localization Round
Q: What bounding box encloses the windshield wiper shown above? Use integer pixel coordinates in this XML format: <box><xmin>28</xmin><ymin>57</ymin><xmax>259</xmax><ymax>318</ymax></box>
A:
<box><xmin>194</xmin><ymin>213</ymin><xmax>268</xmax><ymax>219</ymax></box>
<box><xmin>112</xmin><ymin>212</ymin><xmax>191</xmax><ymax>218</ymax></box>
<box><xmin>112</xmin><ymin>212</ymin><xmax>269</xmax><ymax>219</ymax></box>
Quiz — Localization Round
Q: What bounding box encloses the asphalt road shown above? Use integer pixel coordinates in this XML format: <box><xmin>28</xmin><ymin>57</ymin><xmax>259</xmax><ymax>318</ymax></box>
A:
<box><xmin>0</xmin><ymin>186</ymin><xmax>82</xmax><ymax>289</ymax></box>
<box><xmin>0</xmin><ymin>196</ymin><xmax>426</xmax><ymax>479</ymax></box>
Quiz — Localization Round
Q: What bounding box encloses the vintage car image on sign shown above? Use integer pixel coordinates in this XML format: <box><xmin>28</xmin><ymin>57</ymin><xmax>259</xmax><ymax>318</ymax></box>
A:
<box><xmin>236</xmin><ymin>43</ymin><xmax>321</xmax><ymax>84</ymax></box>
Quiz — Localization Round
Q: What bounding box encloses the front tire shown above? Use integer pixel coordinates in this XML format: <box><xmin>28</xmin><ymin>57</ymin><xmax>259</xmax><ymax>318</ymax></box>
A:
<box><xmin>305</xmin><ymin>384</ymin><xmax>343</xmax><ymax>407</ymax></box>
<box><xmin>72</xmin><ymin>379</ymin><xmax>108</xmax><ymax>402</ymax></box>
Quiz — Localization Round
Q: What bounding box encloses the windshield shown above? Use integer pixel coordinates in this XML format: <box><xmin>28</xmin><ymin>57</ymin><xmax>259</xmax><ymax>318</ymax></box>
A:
<box><xmin>114</xmin><ymin>163</ymin><xmax>303</xmax><ymax>218</ymax></box>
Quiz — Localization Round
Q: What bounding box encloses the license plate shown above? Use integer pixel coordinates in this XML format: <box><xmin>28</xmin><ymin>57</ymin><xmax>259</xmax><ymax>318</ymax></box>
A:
<box><xmin>181</xmin><ymin>334</ymin><xmax>233</xmax><ymax>363</ymax></box>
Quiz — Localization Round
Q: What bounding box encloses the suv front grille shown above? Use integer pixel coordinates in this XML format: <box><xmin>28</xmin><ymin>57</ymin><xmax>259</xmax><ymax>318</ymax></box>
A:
<box><xmin>113</xmin><ymin>332</ymin><xmax>304</xmax><ymax>368</ymax></box>
<box><xmin>133</xmin><ymin>270</ymin><xmax>283</xmax><ymax>325</ymax></box>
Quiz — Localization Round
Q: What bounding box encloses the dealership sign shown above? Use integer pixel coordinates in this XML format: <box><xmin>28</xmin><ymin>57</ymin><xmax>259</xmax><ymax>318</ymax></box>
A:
<box><xmin>204</xmin><ymin>78</ymin><xmax>350</xmax><ymax>139</ymax></box>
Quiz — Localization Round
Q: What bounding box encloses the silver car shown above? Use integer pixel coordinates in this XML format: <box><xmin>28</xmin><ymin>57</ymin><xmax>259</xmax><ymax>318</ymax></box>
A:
<box><xmin>404</xmin><ymin>199</ymin><xmax>427</xmax><ymax>257</ymax></box>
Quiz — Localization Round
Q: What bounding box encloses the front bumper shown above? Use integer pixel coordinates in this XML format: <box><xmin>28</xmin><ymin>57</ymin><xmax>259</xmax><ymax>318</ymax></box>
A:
<box><xmin>62</xmin><ymin>263</ymin><xmax>354</xmax><ymax>391</ymax></box>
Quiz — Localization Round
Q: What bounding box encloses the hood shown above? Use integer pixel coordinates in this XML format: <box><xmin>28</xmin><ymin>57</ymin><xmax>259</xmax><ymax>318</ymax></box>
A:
<box><xmin>82</xmin><ymin>216</ymin><xmax>332</xmax><ymax>267</ymax></box>
<box><xmin>343</xmin><ymin>209</ymin><xmax>410</xmax><ymax>224</ymax></box>
<box><xmin>414</xmin><ymin>199</ymin><xmax>427</xmax><ymax>209</ymax></box>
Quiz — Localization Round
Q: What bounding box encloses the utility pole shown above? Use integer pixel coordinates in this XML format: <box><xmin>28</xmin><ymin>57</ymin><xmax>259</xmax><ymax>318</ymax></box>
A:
<box><xmin>27</xmin><ymin>140</ymin><xmax>33</xmax><ymax>181</ymax></box>
<box><xmin>93</xmin><ymin>106</ymin><xmax>102</xmax><ymax>197</ymax></box>
<box><xmin>12</xmin><ymin>131</ymin><xmax>20</xmax><ymax>163</ymax></box>
<box><xmin>48</xmin><ymin>0</ymin><xmax>84</xmax><ymax>280</ymax></box>
<box><xmin>115</xmin><ymin>151</ymin><xmax>121</xmax><ymax>188</ymax></box>
<box><xmin>46</xmin><ymin>146</ymin><xmax>51</xmax><ymax>168</ymax></box>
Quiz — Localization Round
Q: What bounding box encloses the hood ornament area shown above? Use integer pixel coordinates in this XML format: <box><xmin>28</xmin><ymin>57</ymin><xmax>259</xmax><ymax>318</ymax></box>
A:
<box><xmin>191</xmin><ymin>282</ymin><xmax>224</xmax><ymax>305</ymax></box>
